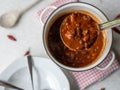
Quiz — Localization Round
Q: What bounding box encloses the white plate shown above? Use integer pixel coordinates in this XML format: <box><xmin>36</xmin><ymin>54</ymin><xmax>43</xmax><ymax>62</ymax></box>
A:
<box><xmin>0</xmin><ymin>57</ymin><xmax>70</xmax><ymax>90</ymax></box>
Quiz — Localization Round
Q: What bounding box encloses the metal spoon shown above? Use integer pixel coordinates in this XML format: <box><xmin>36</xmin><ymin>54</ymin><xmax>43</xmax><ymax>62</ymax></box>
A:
<box><xmin>60</xmin><ymin>17</ymin><xmax>120</xmax><ymax>51</ymax></box>
<box><xmin>0</xmin><ymin>80</ymin><xmax>24</xmax><ymax>90</ymax></box>
<box><xmin>27</xmin><ymin>55</ymin><xmax>34</xmax><ymax>90</ymax></box>
<box><xmin>99</xmin><ymin>18</ymin><xmax>120</xmax><ymax>30</ymax></box>
<box><xmin>0</xmin><ymin>0</ymin><xmax>41</xmax><ymax>28</ymax></box>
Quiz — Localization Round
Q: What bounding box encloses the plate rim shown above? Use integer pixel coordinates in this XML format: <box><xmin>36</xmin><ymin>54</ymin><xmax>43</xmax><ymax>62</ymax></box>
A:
<box><xmin>0</xmin><ymin>56</ymin><xmax>70</xmax><ymax>90</ymax></box>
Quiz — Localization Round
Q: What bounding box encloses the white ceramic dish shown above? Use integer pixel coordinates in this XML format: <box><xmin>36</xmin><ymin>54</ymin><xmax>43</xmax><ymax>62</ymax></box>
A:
<box><xmin>0</xmin><ymin>57</ymin><xmax>70</xmax><ymax>90</ymax></box>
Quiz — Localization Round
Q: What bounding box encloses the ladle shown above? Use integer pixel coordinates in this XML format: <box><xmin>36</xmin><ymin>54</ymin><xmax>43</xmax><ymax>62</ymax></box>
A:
<box><xmin>60</xmin><ymin>15</ymin><xmax>120</xmax><ymax>51</ymax></box>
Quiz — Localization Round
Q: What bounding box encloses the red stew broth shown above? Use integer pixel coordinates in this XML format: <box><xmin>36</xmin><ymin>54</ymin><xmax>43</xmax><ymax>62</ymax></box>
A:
<box><xmin>47</xmin><ymin>10</ymin><xmax>106</xmax><ymax>68</ymax></box>
<box><xmin>60</xmin><ymin>12</ymin><xmax>99</xmax><ymax>51</ymax></box>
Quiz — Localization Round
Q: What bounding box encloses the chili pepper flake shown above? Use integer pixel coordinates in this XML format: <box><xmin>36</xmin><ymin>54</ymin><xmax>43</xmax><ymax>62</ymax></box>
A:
<box><xmin>7</xmin><ymin>35</ymin><xmax>17</xmax><ymax>41</ymax></box>
<box><xmin>24</xmin><ymin>51</ymin><xmax>30</xmax><ymax>56</ymax></box>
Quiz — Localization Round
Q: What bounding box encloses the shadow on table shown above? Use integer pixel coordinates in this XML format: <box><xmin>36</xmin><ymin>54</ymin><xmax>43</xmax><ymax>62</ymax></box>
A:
<box><xmin>62</xmin><ymin>68</ymin><xmax>80</xmax><ymax>90</ymax></box>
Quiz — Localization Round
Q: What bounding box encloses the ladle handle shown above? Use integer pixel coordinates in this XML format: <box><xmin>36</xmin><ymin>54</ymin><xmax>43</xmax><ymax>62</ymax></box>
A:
<box><xmin>100</xmin><ymin>18</ymin><xmax>120</xmax><ymax>30</ymax></box>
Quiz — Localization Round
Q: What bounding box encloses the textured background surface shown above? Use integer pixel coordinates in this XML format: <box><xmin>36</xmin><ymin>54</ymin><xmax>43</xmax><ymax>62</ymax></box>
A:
<box><xmin>0</xmin><ymin>0</ymin><xmax>120</xmax><ymax>90</ymax></box>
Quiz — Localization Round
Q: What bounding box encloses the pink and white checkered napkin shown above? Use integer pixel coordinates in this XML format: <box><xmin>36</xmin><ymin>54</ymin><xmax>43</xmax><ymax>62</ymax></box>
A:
<box><xmin>37</xmin><ymin>0</ymin><xmax>120</xmax><ymax>90</ymax></box>
<box><xmin>70</xmin><ymin>53</ymin><xmax>119</xmax><ymax>90</ymax></box>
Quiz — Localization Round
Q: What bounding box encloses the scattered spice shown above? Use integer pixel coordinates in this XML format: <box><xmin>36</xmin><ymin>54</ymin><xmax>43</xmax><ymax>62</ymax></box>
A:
<box><xmin>101</xmin><ymin>87</ymin><xmax>105</xmax><ymax>90</ymax></box>
<box><xmin>116</xmin><ymin>14</ymin><xmax>120</xmax><ymax>19</ymax></box>
<box><xmin>112</xmin><ymin>27</ymin><xmax>120</xmax><ymax>34</ymax></box>
<box><xmin>7</xmin><ymin>35</ymin><xmax>17</xmax><ymax>41</ymax></box>
<box><xmin>112</xmin><ymin>14</ymin><xmax>120</xmax><ymax>34</ymax></box>
<box><xmin>24</xmin><ymin>51</ymin><xmax>30</xmax><ymax>56</ymax></box>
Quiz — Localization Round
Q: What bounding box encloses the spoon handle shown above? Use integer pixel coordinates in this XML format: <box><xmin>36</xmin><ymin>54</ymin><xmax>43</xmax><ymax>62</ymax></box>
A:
<box><xmin>27</xmin><ymin>55</ymin><xmax>34</xmax><ymax>90</ymax></box>
<box><xmin>100</xmin><ymin>18</ymin><xmax>120</xmax><ymax>30</ymax></box>
<box><xmin>20</xmin><ymin>0</ymin><xmax>41</xmax><ymax>14</ymax></box>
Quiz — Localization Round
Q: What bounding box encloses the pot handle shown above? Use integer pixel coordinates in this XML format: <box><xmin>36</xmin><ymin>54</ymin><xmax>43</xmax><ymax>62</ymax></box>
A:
<box><xmin>96</xmin><ymin>51</ymin><xmax>115</xmax><ymax>70</ymax></box>
<box><xmin>39</xmin><ymin>6</ymin><xmax>57</xmax><ymax>25</ymax></box>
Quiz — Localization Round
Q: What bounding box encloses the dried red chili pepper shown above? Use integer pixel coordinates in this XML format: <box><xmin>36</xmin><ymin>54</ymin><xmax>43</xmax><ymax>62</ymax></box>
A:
<box><xmin>112</xmin><ymin>14</ymin><xmax>120</xmax><ymax>34</ymax></box>
<box><xmin>24</xmin><ymin>51</ymin><xmax>30</xmax><ymax>56</ymax></box>
<box><xmin>7</xmin><ymin>35</ymin><xmax>17</xmax><ymax>41</ymax></box>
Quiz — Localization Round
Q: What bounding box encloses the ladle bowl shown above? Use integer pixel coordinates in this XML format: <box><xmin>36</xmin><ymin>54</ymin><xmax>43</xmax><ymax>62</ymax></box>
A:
<box><xmin>60</xmin><ymin>12</ymin><xmax>120</xmax><ymax>51</ymax></box>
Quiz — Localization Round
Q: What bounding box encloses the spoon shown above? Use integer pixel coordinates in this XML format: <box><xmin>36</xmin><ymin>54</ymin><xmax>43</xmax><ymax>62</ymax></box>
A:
<box><xmin>0</xmin><ymin>0</ymin><xmax>41</xmax><ymax>28</ymax></box>
<box><xmin>0</xmin><ymin>80</ymin><xmax>24</xmax><ymax>90</ymax></box>
<box><xmin>60</xmin><ymin>12</ymin><xmax>120</xmax><ymax>51</ymax></box>
<box><xmin>27</xmin><ymin>55</ymin><xmax>34</xmax><ymax>90</ymax></box>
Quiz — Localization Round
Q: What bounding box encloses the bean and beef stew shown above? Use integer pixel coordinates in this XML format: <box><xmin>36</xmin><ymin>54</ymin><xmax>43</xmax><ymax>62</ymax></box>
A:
<box><xmin>47</xmin><ymin>11</ymin><xmax>106</xmax><ymax>68</ymax></box>
<box><xmin>60</xmin><ymin>12</ymin><xmax>99</xmax><ymax>51</ymax></box>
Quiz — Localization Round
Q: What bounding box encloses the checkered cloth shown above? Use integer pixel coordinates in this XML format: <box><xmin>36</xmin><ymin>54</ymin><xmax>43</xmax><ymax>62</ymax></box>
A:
<box><xmin>37</xmin><ymin>0</ymin><xmax>120</xmax><ymax>90</ymax></box>
<box><xmin>70</xmin><ymin>53</ymin><xmax>119</xmax><ymax>90</ymax></box>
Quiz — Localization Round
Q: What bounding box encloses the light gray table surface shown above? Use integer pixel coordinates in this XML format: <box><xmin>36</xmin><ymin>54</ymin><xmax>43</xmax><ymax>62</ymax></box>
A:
<box><xmin>0</xmin><ymin>0</ymin><xmax>120</xmax><ymax>90</ymax></box>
